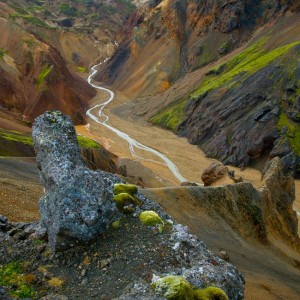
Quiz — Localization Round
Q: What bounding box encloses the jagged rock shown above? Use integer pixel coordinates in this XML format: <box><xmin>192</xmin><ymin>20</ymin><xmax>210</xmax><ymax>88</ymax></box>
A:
<box><xmin>80</xmin><ymin>146</ymin><xmax>118</xmax><ymax>173</ymax></box>
<box><xmin>32</xmin><ymin>111</ymin><xmax>122</xmax><ymax>251</ymax></box>
<box><xmin>0</xmin><ymin>215</ymin><xmax>8</xmax><ymax>231</ymax></box>
<box><xmin>260</xmin><ymin>157</ymin><xmax>300</xmax><ymax>253</ymax></box>
<box><xmin>201</xmin><ymin>163</ymin><xmax>228</xmax><ymax>186</ymax></box>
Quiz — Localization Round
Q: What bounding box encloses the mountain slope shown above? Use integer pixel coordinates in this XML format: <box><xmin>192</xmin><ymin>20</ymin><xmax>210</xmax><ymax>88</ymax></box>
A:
<box><xmin>97</xmin><ymin>0</ymin><xmax>300</xmax><ymax>174</ymax></box>
<box><xmin>0</xmin><ymin>0</ymin><xmax>136</xmax><ymax>125</ymax></box>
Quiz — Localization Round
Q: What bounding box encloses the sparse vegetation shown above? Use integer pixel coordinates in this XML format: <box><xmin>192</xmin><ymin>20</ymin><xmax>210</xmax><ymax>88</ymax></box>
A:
<box><xmin>36</xmin><ymin>64</ymin><xmax>53</xmax><ymax>88</ymax></box>
<box><xmin>150</xmin><ymin>99</ymin><xmax>186</xmax><ymax>131</ymax></box>
<box><xmin>278</xmin><ymin>113</ymin><xmax>300</xmax><ymax>155</ymax></box>
<box><xmin>0</xmin><ymin>48</ymin><xmax>6</xmax><ymax>60</ymax></box>
<box><xmin>59</xmin><ymin>3</ymin><xmax>78</xmax><ymax>17</ymax></box>
<box><xmin>77</xmin><ymin>66</ymin><xmax>87</xmax><ymax>73</ymax></box>
<box><xmin>77</xmin><ymin>135</ymin><xmax>100</xmax><ymax>148</ymax></box>
<box><xmin>0</xmin><ymin>129</ymin><xmax>33</xmax><ymax>146</ymax></box>
<box><xmin>10</xmin><ymin>13</ymin><xmax>52</xmax><ymax>28</ymax></box>
<box><xmin>0</xmin><ymin>261</ymin><xmax>36</xmax><ymax>299</ymax></box>
<box><xmin>48</xmin><ymin>277</ymin><xmax>64</xmax><ymax>288</ymax></box>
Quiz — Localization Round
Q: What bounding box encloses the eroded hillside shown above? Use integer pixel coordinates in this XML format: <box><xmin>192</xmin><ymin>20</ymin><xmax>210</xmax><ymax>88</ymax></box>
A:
<box><xmin>0</xmin><ymin>0</ymin><xmax>136</xmax><ymax>124</ymax></box>
<box><xmin>98</xmin><ymin>0</ymin><xmax>300</xmax><ymax>174</ymax></box>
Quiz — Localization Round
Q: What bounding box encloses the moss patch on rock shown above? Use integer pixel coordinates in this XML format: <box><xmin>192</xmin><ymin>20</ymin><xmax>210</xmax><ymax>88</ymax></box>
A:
<box><xmin>113</xmin><ymin>193</ymin><xmax>140</xmax><ymax>213</ymax></box>
<box><xmin>152</xmin><ymin>275</ymin><xmax>229</xmax><ymax>300</ymax></box>
<box><xmin>139</xmin><ymin>211</ymin><xmax>163</xmax><ymax>226</ymax></box>
<box><xmin>113</xmin><ymin>183</ymin><xmax>138</xmax><ymax>196</ymax></box>
<box><xmin>112</xmin><ymin>183</ymin><xmax>141</xmax><ymax>213</ymax></box>
<box><xmin>152</xmin><ymin>275</ymin><xmax>194</xmax><ymax>300</ymax></box>
<box><xmin>194</xmin><ymin>286</ymin><xmax>229</xmax><ymax>300</ymax></box>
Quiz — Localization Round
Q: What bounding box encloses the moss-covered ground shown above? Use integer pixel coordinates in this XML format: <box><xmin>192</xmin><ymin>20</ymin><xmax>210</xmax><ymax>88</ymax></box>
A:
<box><xmin>0</xmin><ymin>261</ymin><xmax>36</xmax><ymax>299</ymax></box>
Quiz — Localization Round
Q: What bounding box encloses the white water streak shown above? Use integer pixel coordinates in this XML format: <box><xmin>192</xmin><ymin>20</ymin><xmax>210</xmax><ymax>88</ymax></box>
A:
<box><xmin>86</xmin><ymin>62</ymin><xmax>187</xmax><ymax>183</ymax></box>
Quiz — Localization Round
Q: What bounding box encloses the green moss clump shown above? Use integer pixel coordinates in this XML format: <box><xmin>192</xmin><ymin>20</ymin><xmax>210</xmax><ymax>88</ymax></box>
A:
<box><xmin>113</xmin><ymin>184</ymin><xmax>141</xmax><ymax>213</ymax></box>
<box><xmin>193</xmin><ymin>286</ymin><xmax>229</xmax><ymax>300</ymax></box>
<box><xmin>113</xmin><ymin>193</ymin><xmax>140</xmax><ymax>213</ymax></box>
<box><xmin>139</xmin><ymin>210</ymin><xmax>163</xmax><ymax>226</ymax></box>
<box><xmin>152</xmin><ymin>275</ymin><xmax>194</xmax><ymax>300</ymax></box>
<box><xmin>111</xmin><ymin>220</ymin><xmax>121</xmax><ymax>229</ymax></box>
<box><xmin>114</xmin><ymin>184</ymin><xmax>138</xmax><ymax>196</ymax></box>
<box><xmin>0</xmin><ymin>261</ymin><xmax>36</xmax><ymax>299</ymax></box>
<box><xmin>77</xmin><ymin>135</ymin><xmax>100</xmax><ymax>149</ymax></box>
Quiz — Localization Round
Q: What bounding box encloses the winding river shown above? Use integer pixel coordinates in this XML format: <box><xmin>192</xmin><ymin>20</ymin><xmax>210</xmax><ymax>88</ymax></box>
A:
<box><xmin>86</xmin><ymin>62</ymin><xmax>187</xmax><ymax>183</ymax></box>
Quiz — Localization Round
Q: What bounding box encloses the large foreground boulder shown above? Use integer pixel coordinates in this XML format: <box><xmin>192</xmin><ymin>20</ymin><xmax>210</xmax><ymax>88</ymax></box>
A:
<box><xmin>32</xmin><ymin>111</ymin><xmax>121</xmax><ymax>251</ymax></box>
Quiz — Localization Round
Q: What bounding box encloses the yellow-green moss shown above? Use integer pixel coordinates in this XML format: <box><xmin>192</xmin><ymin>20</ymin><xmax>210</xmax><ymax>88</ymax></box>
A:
<box><xmin>36</xmin><ymin>64</ymin><xmax>53</xmax><ymax>88</ymax></box>
<box><xmin>139</xmin><ymin>210</ymin><xmax>163</xmax><ymax>226</ymax></box>
<box><xmin>111</xmin><ymin>220</ymin><xmax>121</xmax><ymax>229</ymax></box>
<box><xmin>150</xmin><ymin>99</ymin><xmax>186</xmax><ymax>131</ymax></box>
<box><xmin>113</xmin><ymin>193</ymin><xmax>140</xmax><ymax>213</ymax></box>
<box><xmin>0</xmin><ymin>261</ymin><xmax>36</xmax><ymax>299</ymax></box>
<box><xmin>77</xmin><ymin>135</ymin><xmax>100</xmax><ymax>149</ymax></box>
<box><xmin>0</xmin><ymin>129</ymin><xmax>33</xmax><ymax>145</ymax></box>
<box><xmin>77</xmin><ymin>66</ymin><xmax>87</xmax><ymax>73</ymax></box>
<box><xmin>193</xmin><ymin>286</ymin><xmax>229</xmax><ymax>300</ymax></box>
<box><xmin>192</xmin><ymin>40</ymin><xmax>299</xmax><ymax>98</ymax></box>
<box><xmin>113</xmin><ymin>183</ymin><xmax>138</xmax><ymax>196</ymax></box>
<box><xmin>278</xmin><ymin>113</ymin><xmax>300</xmax><ymax>155</ymax></box>
<box><xmin>152</xmin><ymin>275</ymin><xmax>194</xmax><ymax>300</ymax></box>
<box><xmin>48</xmin><ymin>277</ymin><xmax>64</xmax><ymax>288</ymax></box>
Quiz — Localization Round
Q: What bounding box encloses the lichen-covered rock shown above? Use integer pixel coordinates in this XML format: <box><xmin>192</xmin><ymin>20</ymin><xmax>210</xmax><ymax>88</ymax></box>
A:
<box><xmin>32</xmin><ymin>111</ymin><xmax>122</xmax><ymax>251</ymax></box>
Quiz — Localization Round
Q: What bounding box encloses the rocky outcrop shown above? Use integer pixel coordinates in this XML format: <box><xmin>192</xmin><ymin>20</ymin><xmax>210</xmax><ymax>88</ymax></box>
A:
<box><xmin>80</xmin><ymin>146</ymin><xmax>118</xmax><ymax>173</ymax></box>
<box><xmin>260</xmin><ymin>157</ymin><xmax>300</xmax><ymax>253</ymax></box>
<box><xmin>201</xmin><ymin>163</ymin><xmax>228</xmax><ymax>186</ymax></box>
<box><xmin>32</xmin><ymin>111</ymin><xmax>122</xmax><ymax>251</ymax></box>
<box><xmin>27</xmin><ymin>111</ymin><xmax>245</xmax><ymax>298</ymax></box>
